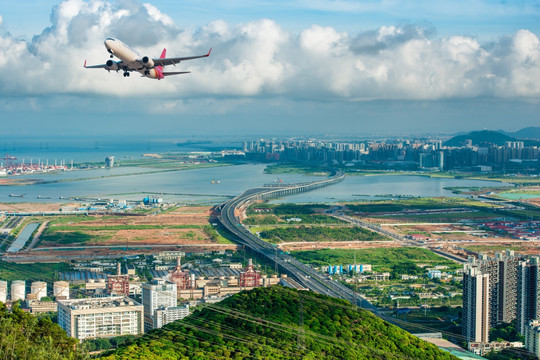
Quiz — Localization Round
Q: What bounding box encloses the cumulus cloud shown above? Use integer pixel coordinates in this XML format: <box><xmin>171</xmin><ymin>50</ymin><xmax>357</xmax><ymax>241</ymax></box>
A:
<box><xmin>0</xmin><ymin>0</ymin><xmax>539</xmax><ymax>102</ymax></box>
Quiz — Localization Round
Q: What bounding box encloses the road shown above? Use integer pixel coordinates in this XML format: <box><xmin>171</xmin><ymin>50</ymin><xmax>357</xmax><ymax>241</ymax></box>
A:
<box><xmin>328</xmin><ymin>207</ymin><xmax>467</xmax><ymax>264</ymax></box>
<box><xmin>217</xmin><ymin>172</ymin><xmax>378</xmax><ymax>312</ymax></box>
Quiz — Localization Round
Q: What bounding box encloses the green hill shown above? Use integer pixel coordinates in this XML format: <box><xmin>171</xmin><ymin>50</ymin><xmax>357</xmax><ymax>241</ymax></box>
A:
<box><xmin>444</xmin><ymin>130</ymin><xmax>515</xmax><ymax>147</ymax></box>
<box><xmin>0</xmin><ymin>302</ymin><xmax>84</xmax><ymax>360</ymax></box>
<box><xmin>100</xmin><ymin>286</ymin><xmax>458</xmax><ymax>360</ymax></box>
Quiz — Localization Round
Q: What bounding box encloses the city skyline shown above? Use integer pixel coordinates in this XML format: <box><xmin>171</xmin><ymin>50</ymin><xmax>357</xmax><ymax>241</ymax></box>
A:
<box><xmin>0</xmin><ymin>0</ymin><xmax>539</xmax><ymax>137</ymax></box>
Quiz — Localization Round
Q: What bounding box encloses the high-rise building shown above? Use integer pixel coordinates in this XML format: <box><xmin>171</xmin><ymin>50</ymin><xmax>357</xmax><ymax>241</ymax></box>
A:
<box><xmin>463</xmin><ymin>265</ymin><xmax>490</xmax><ymax>343</ymax></box>
<box><xmin>517</xmin><ymin>257</ymin><xmax>540</xmax><ymax>335</ymax></box>
<box><xmin>142</xmin><ymin>279</ymin><xmax>188</xmax><ymax>332</ymax></box>
<box><xmin>496</xmin><ymin>251</ymin><xmax>520</xmax><ymax>323</ymax></box>
<box><xmin>105</xmin><ymin>156</ymin><xmax>115</xmax><ymax>168</ymax></box>
<box><xmin>525</xmin><ymin>320</ymin><xmax>540</xmax><ymax>358</ymax></box>
<box><xmin>462</xmin><ymin>250</ymin><xmax>522</xmax><ymax>347</ymax></box>
<box><xmin>465</xmin><ymin>251</ymin><xmax>520</xmax><ymax>328</ymax></box>
<box><xmin>58</xmin><ymin>297</ymin><xmax>143</xmax><ymax>340</ymax></box>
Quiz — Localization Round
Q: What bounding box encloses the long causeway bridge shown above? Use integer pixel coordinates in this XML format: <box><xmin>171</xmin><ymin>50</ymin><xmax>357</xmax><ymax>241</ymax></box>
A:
<box><xmin>217</xmin><ymin>171</ymin><xmax>378</xmax><ymax>311</ymax></box>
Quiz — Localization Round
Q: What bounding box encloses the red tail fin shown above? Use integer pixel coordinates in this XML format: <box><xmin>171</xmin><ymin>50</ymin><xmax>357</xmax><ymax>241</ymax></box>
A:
<box><xmin>160</xmin><ymin>48</ymin><xmax>166</xmax><ymax>59</ymax></box>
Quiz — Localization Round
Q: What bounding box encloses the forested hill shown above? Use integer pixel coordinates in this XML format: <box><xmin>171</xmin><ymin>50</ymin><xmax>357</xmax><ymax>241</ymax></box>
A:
<box><xmin>101</xmin><ymin>286</ymin><xmax>458</xmax><ymax>360</ymax></box>
<box><xmin>0</xmin><ymin>303</ymin><xmax>85</xmax><ymax>360</ymax></box>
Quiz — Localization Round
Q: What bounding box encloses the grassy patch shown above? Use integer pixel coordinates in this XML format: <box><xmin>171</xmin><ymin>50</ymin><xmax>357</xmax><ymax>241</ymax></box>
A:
<box><xmin>244</xmin><ymin>214</ymin><xmax>346</xmax><ymax>225</ymax></box>
<box><xmin>264</xmin><ymin>164</ymin><xmax>330</xmax><ymax>175</ymax></box>
<box><xmin>374</xmin><ymin>210</ymin><xmax>500</xmax><ymax>222</ymax></box>
<box><xmin>462</xmin><ymin>245</ymin><xmax>528</xmax><ymax>254</ymax></box>
<box><xmin>39</xmin><ymin>231</ymin><xmax>111</xmax><ymax>245</ymax></box>
<box><xmin>290</xmin><ymin>247</ymin><xmax>459</xmax><ymax>271</ymax></box>
<box><xmin>48</xmin><ymin>224</ymin><xmax>205</xmax><ymax>231</ymax></box>
<box><xmin>346</xmin><ymin>198</ymin><xmax>474</xmax><ymax>214</ymax></box>
<box><xmin>247</xmin><ymin>203</ymin><xmax>330</xmax><ymax>215</ymax></box>
<box><xmin>259</xmin><ymin>226</ymin><xmax>386</xmax><ymax>243</ymax></box>
<box><xmin>0</xmin><ymin>261</ymin><xmax>71</xmax><ymax>282</ymax></box>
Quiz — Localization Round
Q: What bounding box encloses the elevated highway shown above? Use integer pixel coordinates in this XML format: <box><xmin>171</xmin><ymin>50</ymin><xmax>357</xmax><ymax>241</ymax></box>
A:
<box><xmin>217</xmin><ymin>172</ymin><xmax>377</xmax><ymax>312</ymax></box>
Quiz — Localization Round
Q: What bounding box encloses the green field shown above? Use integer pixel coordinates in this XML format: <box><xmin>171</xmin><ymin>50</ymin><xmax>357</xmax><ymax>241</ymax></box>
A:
<box><xmin>0</xmin><ymin>261</ymin><xmax>70</xmax><ymax>282</ymax></box>
<box><xmin>39</xmin><ymin>222</ymin><xmax>220</xmax><ymax>246</ymax></box>
<box><xmin>345</xmin><ymin>197</ymin><xmax>486</xmax><ymax>214</ymax></box>
<box><xmin>461</xmin><ymin>245</ymin><xmax>528</xmax><ymax>254</ymax></box>
<box><xmin>264</xmin><ymin>163</ymin><xmax>330</xmax><ymax>175</ymax></box>
<box><xmin>290</xmin><ymin>247</ymin><xmax>460</xmax><ymax>271</ymax></box>
<box><xmin>244</xmin><ymin>214</ymin><xmax>346</xmax><ymax>225</ymax></box>
<box><xmin>247</xmin><ymin>203</ymin><xmax>331</xmax><ymax>215</ymax></box>
<box><xmin>259</xmin><ymin>226</ymin><xmax>386</xmax><ymax>243</ymax></box>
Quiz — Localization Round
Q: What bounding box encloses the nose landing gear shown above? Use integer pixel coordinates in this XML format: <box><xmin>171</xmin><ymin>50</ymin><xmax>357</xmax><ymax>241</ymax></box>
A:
<box><xmin>123</xmin><ymin>72</ymin><xmax>130</xmax><ymax>77</ymax></box>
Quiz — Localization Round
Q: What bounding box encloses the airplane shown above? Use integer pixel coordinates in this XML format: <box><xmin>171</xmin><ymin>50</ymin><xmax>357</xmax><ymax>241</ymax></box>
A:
<box><xmin>84</xmin><ymin>38</ymin><xmax>211</xmax><ymax>80</ymax></box>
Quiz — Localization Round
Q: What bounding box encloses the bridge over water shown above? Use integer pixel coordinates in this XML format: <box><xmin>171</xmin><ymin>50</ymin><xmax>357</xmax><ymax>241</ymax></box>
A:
<box><xmin>217</xmin><ymin>171</ymin><xmax>378</xmax><ymax>311</ymax></box>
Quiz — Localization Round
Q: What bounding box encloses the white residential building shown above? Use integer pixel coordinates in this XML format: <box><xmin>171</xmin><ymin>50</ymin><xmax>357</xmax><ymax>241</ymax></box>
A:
<box><xmin>58</xmin><ymin>297</ymin><xmax>143</xmax><ymax>340</ymax></box>
<box><xmin>463</xmin><ymin>266</ymin><xmax>490</xmax><ymax>345</ymax></box>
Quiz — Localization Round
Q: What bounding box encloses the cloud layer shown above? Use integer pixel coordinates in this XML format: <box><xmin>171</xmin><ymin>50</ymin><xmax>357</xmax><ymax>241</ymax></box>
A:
<box><xmin>1</xmin><ymin>0</ymin><xmax>539</xmax><ymax>103</ymax></box>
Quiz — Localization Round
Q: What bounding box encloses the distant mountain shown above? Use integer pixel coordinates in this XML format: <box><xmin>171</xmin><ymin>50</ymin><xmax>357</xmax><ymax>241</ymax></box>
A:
<box><xmin>503</xmin><ymin>127</ymin><xmax>540</xmax><ymax>140</ymax></box>
<box><xmin>100</xmin><ymin>287</ymin><xmax>458</xmax><ymax>360</ymax></box>
<box><xmin>444</xmin><ymin>130</ymin><xmax>515</xmax><ymax>147</ymax></box>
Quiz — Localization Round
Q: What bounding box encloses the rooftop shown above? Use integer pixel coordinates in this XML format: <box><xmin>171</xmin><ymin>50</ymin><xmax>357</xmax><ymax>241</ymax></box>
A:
<box><xmin>59</xmin><ymin>296</ymin><xmax>140</xmax><ymax>310</ymax></box>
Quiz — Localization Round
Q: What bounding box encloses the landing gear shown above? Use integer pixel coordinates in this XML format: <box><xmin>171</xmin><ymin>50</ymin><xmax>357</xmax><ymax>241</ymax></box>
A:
<box><xmin>144</xmin><ymin>70</ymin><xmax>150</xmax><ymax>75</ymax></box>
<box><xmin>110</xmin><ymin>54</ymin><xmax>114</xmax><ymax>58</ymax></box>
<box><xmin>123</xmin><ymin>72</ymin><xmax>130</xmax><ymax>77</ymax></box>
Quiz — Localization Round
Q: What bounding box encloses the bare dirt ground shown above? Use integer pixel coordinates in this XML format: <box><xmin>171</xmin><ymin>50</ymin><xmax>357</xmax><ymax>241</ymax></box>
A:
<box><xmin>42</xmin><ymin>228</ymin><xmax>214</xmax><ymax>246</ymax></box>
<box><xmin>3</xmin><ymin>244</ymin><xmax>241</xmax><ymax>263</ymax></box>
<box><xmin>0</xmin><ymin>202</ymin><xmax>79</xmax><ymax>212</ymax></box>
<box><xmin>279</xmin><ymin>240</ymin><xmax>402</xmax><ymax>251</ymax></box>
<box><xmin>37</xmin><ymin>206</ymin><xmax>215</xmax><ymax>247</ymax></box>
<box><xmin>526</xmin><ymin>198</ymin><xmax>540</xmax><ymax>207</ymax></box>
<box><xmin>375</xmin><ymin>222</ymin><xmax>518</xmax><ymax>243</ymax></box>
<box><xmin>74</xmin><ymin>209</ymin><xmax>210</xmax><ymax>227</ymax></box>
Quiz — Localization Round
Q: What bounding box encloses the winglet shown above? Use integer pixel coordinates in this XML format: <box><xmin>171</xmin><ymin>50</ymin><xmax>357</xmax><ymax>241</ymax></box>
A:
<box><xmin>206</xmin><ymin>48</ymin><xmax>212</xmax><ymax>57</ymax></box>
<box><xmin>84</xmin><ymin>60</ymin><xmax>87</xmax><ymax>68</ymax></box>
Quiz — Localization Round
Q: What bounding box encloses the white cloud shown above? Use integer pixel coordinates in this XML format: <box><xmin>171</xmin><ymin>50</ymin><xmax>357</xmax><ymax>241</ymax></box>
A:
<box><xmin>0</xmin><ymin>0</ymin><xmax>539</xmax><ymax>103</ymax></box>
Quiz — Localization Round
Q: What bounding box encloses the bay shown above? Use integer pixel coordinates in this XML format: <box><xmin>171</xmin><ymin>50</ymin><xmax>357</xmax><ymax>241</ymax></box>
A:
<box><xmin>0</xmin><ymin>163</ymin><xmax>509</xmax><ymax>205</ymax></box>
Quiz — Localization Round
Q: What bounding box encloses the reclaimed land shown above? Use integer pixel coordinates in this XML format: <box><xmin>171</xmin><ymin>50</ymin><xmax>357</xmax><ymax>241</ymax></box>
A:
<box><xmin>36</xmin><ymin>206</ymin><xmax>231</xmax><ymax>247</ymax></box>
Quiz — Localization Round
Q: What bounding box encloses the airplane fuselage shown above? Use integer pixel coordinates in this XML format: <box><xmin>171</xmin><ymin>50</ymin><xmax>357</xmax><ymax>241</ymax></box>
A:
<box><xmin>104</xmin><ymin>38</ymin><xmax>162</xmax><ymax>79</ymax></box>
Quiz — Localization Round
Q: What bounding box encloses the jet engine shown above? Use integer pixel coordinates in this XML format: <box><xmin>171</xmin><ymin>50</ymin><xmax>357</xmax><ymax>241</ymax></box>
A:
<box><xmin>142</xmin><ymin>56</ymin><xmax>154</xmax><ymax>68</ymax></box>
<box><xmin>105</xmin><ymin>60</ymin><xmax>119</xmax><ymax>71</ymax></box>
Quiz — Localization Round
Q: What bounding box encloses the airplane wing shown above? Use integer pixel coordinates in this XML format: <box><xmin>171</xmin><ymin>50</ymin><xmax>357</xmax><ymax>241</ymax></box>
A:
<box><xmin>83</xmin><ymin>60</ymin><xmax>108</xmax><ymax>69</ymax></box>
<box><xmin>162</xmin><ymin>71</ymin><xmax>191</xmax><ymax>76</ymax></box>
<box><xmin>84</xmin><ymin>60</ymin><xmax>131</xmax><ymax>71</ymax></box>
<box><xmin>152</xmin><ymin>48</ymin><xmax>212</xmax><ymax>67</ymax></box>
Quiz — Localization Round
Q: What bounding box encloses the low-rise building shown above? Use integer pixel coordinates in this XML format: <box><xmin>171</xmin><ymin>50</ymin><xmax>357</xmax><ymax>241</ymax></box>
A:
<box><xmin>30</xmin><ymin>301</ymin><xmax>58</xmax><ymax>314</ymax></box>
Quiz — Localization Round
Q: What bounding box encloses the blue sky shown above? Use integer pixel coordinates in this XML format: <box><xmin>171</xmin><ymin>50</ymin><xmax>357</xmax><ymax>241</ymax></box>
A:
<box><xmin>0</xmin><ymin>0</ymin><xmax>539</xmax><ymax>138</ymax></box>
